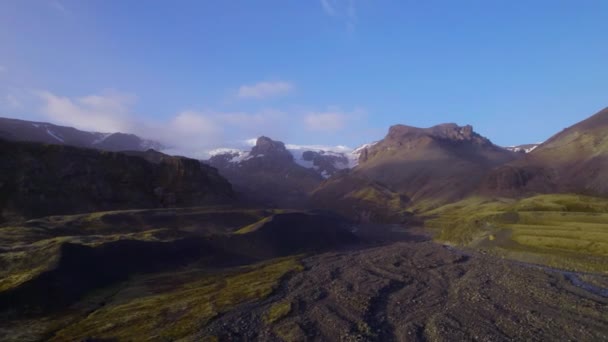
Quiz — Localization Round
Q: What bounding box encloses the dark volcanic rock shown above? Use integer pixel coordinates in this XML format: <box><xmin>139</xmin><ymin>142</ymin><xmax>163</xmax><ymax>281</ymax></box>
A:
<box><xmin>250</xmin><ymin>136</ymin><xmax>293</xmax><ymax>161</ymax></box>
<box><xmin>0</xmin><ymin>139</ymin><xmax>234</xmax><ymax>222</ymax></box>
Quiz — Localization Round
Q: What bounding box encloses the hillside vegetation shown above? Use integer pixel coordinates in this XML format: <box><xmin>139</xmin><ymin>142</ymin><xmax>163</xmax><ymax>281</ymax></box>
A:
<box><xmin>425</xmin><ymin>194</ymin><xmax>608</xmax><ymax>273</ymax></box>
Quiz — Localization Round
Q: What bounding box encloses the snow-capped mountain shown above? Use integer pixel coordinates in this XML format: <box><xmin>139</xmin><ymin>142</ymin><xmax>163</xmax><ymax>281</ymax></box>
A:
<box><xmin>0</xmin><ymin>117</ymin><xmax>163</xmax><ymax>152</ymax></box>
<box><xmin>208</xmin><ymin>138</ymin><xmax>367</xmax><ymax>178</ymax></box>
<box><xmin>504</xmin><ymin>143</ymin><xmax>541</xmax><ymax>153</ymax></box>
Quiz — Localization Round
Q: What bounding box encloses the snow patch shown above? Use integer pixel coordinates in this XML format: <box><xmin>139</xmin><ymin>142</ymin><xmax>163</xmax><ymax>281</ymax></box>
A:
<box><xmin>92</xmin><ymin>133</ymin><xmax>113</xmax><ymax>145</ymax></box>
<box><xmin>46</xmin><ymin>129</ymin><xmax>64</xmax><ymax>142</ymax></box>
<box><xmin>348</xmin><ymin>141</ymin><xmax>378</xmax><ymax>167</ymax></box>
<box><xmin>505</xmin><ymin>143</ymin><xmax>541</xmax><ymax>153</ymax></box>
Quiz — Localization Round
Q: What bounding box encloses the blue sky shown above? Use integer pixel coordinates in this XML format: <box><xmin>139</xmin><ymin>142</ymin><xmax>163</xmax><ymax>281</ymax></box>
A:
<box><xmin>1</xmin><ymin>1</ymin><xmax>607</xmax><ymax>156</ymax></box>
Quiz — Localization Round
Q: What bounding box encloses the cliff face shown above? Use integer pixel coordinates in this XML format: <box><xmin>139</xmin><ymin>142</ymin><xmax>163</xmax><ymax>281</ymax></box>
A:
<box><xmin>0</xmin><ymin>140</ymin><xmax>235</xmax><ymax>222</ymax></box>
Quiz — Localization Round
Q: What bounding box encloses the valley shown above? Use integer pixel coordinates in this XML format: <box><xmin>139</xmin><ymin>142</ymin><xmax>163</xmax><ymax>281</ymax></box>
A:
<box><xmin>1</xmin><ymin>108</ymin><xmax>608</xmax><ymax>341</ymax></box>
<box><xmin>3</xmin><ymin>3</ymin><xmax>608</xmax><ymax>340</ymax></box>
<box><xmin>1</xmin><ymin>209</ymin><xmax>607</xmax><ymax>341</ymax></box>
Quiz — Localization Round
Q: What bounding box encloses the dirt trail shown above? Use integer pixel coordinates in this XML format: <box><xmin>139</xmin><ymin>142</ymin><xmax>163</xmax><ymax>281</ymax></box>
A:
<box><xmin>202</xmin><ymin>225</ymin><xmax>608</xmax><ymax>341</ymax></box>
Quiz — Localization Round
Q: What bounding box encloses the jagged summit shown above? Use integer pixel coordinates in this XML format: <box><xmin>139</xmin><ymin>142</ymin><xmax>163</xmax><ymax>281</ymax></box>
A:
<box><xmin>316</xmin><ymin>122</ymin><xmax>520</xmax><ymax>208</ymax></box>
<box><xmin>250</xmin><ymin>136</ymin><xmax>293</xmax><ymax>161</ymax></box>
<box><xmin>386</xmin><ymin>123</ymin><xmax>491</xmax><ymax>146</ymax></box>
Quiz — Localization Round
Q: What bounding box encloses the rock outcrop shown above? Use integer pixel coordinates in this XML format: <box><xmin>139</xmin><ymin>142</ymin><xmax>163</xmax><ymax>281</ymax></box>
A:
<box><xmin>0</xmin><ymin>140</ymin><xmax>234</xmax><ymax>222</ymax></box>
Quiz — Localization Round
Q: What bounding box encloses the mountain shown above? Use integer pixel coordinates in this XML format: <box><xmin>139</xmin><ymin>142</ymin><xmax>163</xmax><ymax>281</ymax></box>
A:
<box><xmin>0</xmin><ymin>117</ymin><xmax>162</xmax><ymax>152</ymax></box>
<box><xmin>482</xmin><ymin>107</ymin><xmax>608</xmax><ymax>196</ymax></box>
<box><xmin>206</xmin><ymin>137</ymin><xmax>326</xmax><ymax>207</ymax></box>
<box><xmin>347</xmin><ymin>123</ymin><xmax>519</xmax><ymax>205</ymax></box>
<box><xmin>208</xmin><ymin>140</ymin><xmax>357</xmax><ymax>179</ymax></box>
<box><xmin>0</xmin><ymin>139</ymin><xmax>234</xmax><ymax>222</ymax></box>
<box><xmin>310</xmin><ymin>172</ymin><xmax>412</xmax><ymax>223</ymax></box>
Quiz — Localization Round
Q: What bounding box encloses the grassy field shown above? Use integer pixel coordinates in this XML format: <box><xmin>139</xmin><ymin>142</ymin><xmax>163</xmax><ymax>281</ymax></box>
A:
<box><xmin>424</xmin><ymin>194</ymin><xmax>608</xmax><ymax>273</ymax></box>
<box><xmin>49</xmin><ymin>257</ymin><xmax>303</xmax><ymax>341</ymax></box>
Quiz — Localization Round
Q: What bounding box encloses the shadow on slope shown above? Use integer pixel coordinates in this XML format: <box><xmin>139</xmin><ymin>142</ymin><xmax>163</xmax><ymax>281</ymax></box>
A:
<box><xmin>0</xmin><ymin>210</ymin><xmax>358</xmax><ymax>317</ymax></box>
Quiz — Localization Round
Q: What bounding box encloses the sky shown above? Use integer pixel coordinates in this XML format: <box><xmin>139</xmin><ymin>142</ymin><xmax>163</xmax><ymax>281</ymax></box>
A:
<box><xmin>1</xmin><ymin>0</ymin><xmax>607</xmax><ymax>157</ymax></box>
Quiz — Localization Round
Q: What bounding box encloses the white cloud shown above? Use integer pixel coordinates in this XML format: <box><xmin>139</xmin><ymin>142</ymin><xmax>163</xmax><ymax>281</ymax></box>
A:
<box><xmin>4</xmin><ymin>94</ymin><xmax>21</xmax><ymax>109</ymax></box>
<box><xmin>304</xmin><ymin>112</ymin><xmax>347</xmax><ymax>132</ymax></box>
<box><xmin>304</xmin><ymin>107</ymin><xmax>365</xmax><ymax>133</ymax></box>
<box><xmin>33</xmin><ymin>90</ymin><xmax>367</xmax><ymax>159</ymax></box>
<box><xmin>237</xmin><ymin>81</ymin><xmax>294</xmax><ymax>99</ymax></box>
<box><xmin>35</xmin><ymin>90</ymin><xmax>294</xmax><ymax>158</ymax></box>
<box><xmin>37</xmin><ymin>90</ymin><xmax>135</xmax><ymax>133</ymax></box>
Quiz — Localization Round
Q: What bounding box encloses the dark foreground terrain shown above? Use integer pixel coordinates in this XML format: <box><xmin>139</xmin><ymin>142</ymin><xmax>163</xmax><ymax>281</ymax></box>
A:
<box><xmin>202</xmin><ymin>226</ymin><xmax>608</xmax><ymax>341</ymax></box>
<box><xmin>2</xmin><ymin>214</ymin><xmax>607</xmax><ymax>341</ymax></box>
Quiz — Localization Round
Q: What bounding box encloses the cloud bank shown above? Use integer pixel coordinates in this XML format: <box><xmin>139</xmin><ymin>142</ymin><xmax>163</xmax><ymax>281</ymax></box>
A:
<box><xmin>304</xmin><ymin>107</ymin><xmax>365</xmax><ymax>133</ymax></box>
<box><xmin>8</xmin><ymin>87</ymin><xmax>367</xmax><ymax>159</ymax></box>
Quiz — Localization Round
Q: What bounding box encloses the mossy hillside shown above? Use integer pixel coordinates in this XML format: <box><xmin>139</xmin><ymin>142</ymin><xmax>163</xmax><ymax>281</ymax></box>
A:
<box><xmin>425</xmin><ymin>194</ymin><xmax>608</xmax><ymax>272</ymax></box>
<box><xmin>311</xmin><ymin>174</ymin><xmax>412</xmax><ymax>223</ymax></box>
<box><xmin>50</xmin><ymin>257</ymin><xmax>303</xmax><ymax>341</ymax></box>
<box><xmin>23</xmin><ymin>207</ymin><xmax>273</xmax><ymax>237</ymax></box>
<box><xmin>235</xmin><ymin>216</ymin><xmax>273</xmax><ymax>234</ymax></box>
<box><xmin>0</xmin><ymin>206</ymin><xmax>276</xmax><ymax>292</ymax></box>
<box><xmin>0</xmin><ymin>227</ymin><xmax>194</xmax><ymax>293</ymax></box>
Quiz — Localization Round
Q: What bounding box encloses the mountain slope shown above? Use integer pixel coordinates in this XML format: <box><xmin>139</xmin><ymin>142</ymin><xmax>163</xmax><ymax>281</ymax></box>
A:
<box><xmin>0</xmin><ymin>139</ymin><xmax>234</xmax><ymax>222</ymax></box>
<box><xmin>207</xmin><ymin>137</ymin><xmax>326</xmax><ymax>207</ymax></box>
<box><xmin>352</xmin><ymin>123</ymin><xmax>520</xmax><ymax>205</ymax></box>
<box><xmin>481</xmin><ymin>107</ymin><xmax>608</xmax><ymax>196</ymax></box>
<box><xmin>0</xmin><ymin>117</ymin><xmax>162</xmax><ymax>152</ymax></box>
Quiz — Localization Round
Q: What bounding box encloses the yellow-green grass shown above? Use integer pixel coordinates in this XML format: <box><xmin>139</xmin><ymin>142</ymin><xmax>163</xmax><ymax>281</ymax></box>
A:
<box><xmin>264</xmin><ymin>300</ymin><xmax>292</xmax><ymax>324</ymax></box>
<box><xmin>234</xmin><ymin>216</ymin><xmax>273</xmax><ymax>234</ymax></box>
<box><xmin>424</xmin><ymin>194</ymin><xmax>608</xmax><ymax>272</ymax></box>
<box><xmin>17</xmin><ymin>207</ymin><xmax>273</xmax><ymax>237</ymax></box>
<box><xmin>348</xmin><ymin>186</ymin><xmax>405</xmax><ymax>213</ymax></box>
<box><xmin>0</xmin><ymin>229</ymin><xmax>187</xmax><ymax>293</ymax></box>
<box><xmin>273</xmin><ymin>321</ymin><xmax>307</xmax><ymax>342</ymax></box>
<box><xmin>50</xmin><ymin>257</ymin><xmax>303</xmax><ymax>341</ymax></box>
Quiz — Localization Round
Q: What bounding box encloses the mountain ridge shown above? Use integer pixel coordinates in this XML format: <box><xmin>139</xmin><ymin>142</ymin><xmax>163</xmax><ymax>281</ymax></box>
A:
<box><xmin>0</xmin><ymin>117</ymin><xmax>163</xmax><ymax>152</ymax></box>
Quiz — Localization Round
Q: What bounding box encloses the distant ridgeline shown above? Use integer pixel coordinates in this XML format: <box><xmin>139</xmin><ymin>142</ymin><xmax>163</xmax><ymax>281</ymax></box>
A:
<box><xmin>0</xmin><ymin>139</ymin><xmax>235</xmax><ymax>222</ymax></box>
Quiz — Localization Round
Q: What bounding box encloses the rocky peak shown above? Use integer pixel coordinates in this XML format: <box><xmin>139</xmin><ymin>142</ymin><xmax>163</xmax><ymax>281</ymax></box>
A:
<box><xmin>428</xmin><ymin>123</ymin><xmax>479</xmax><ymax>141</ymax></box>
<box><xmin>386</xmin><ymin>123</ymin><xmax>489</xmax><ymax>146</ymax></box>
<box><xmin>301</xmin><ymin>150</ymin><xmax>349</xmax><ymax>178</ymax></box>
<box><xmin>251</xmin><ymin>136</ymin><xmax>293</xmax><ymax>161</ymax></box>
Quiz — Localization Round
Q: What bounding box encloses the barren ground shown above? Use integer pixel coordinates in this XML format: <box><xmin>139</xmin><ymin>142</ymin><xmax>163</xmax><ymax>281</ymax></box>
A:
<box><xmin>202</xmin><ymin>224</ymin><xmax>608</xmax><ymax>341</ymax></box>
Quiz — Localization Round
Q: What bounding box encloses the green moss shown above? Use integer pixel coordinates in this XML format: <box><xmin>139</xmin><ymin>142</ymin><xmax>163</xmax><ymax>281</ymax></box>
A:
<box><xmin>424</xmin><ymin>194</ymin><xmax>608</xmax><ymax>272</ymax></box>
<box><xmin>274</xmin><ymin>321</ymin><xmax>306</xmax><ymax>342</ymax></box>
<box><xmin>50</xmin><ymin>257</ymin><xmax>303</xmax><ymax>341</ymax></box>
<box><xmin>234</xmin><ymin>216</ymin><xmax>272</xmax><ymax>234</ymax></box>
<box><xmin>264</xmin><ymin>300</ymin><xmax>292</xmax><ymax>324</ymax></box>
